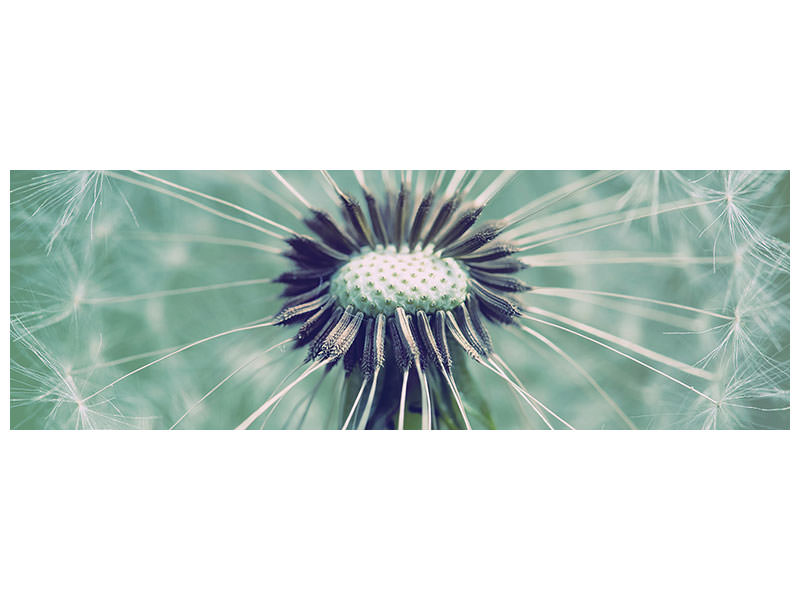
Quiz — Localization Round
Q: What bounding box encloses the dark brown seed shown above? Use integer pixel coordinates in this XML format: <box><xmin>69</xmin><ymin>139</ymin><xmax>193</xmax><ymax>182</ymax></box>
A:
<box><xmin>433</xmin><ymin>311</ymin><xmax>453</xmax><ymax>371</ymax></box>
<box><xmin>279</xmin><ymin>283</ymin><xmax>330</xmax><ymax>311</ymax></box>
<box><xmin>405</xmin><ymin>313</ymin><xmax>426</xmax><ymax>369</ymax></box>
<box><xmin>416</xmin><ymin>311</ymin><xmax>445</xmax><ymax>371</ymax></box>
<box><xmin>316</xmin><ymin>308</ymin><xmax>362</xmax><ymax>361</ymax></box>
<box><xmin>393</xmin><ymin>307</ymin><xmax>420</xmax><ymax>366</ymax></box>
<box><xmin>343</xmin><ymin>315</ymin><xmax>367</xmax><ymax>374</ymax></box>
<box><xmin>441</xmin><ymin>221</ymin><xmax>505</xmax><ymax>258</ymax></box>
<box><xmin>469</xmin><ymin>270</ymin><xmax>531</xmax><ymax>293</ymax></box>
<box><xmin>357</xmin><ymin>317</ymin><xmax>375</xmax><ymax>376</ymax></box>
<box><xmin>422</xmin><ymin>197</ymin><xmax>460</xmax><ymax>247</ymax></box>
<box><xmin>339</xmin><ymin>194</ymin><xmax>375</xmax><ymax>249</ymax></box>
<box><xmin>394</xmin><ymin>184</ymin><xmax>408</xmax><ymax>249</ymax></box>
<box><xmin>373</xmin><ymin>313</ymin><xmax>386</xmax><ymax>370</ymax></box>
<box><xmin>323</xmin><ymin>311</ymin><xmax>363</xmax><ymax>361</ymax></box>
<box><xmin>295</xmin><ymin>298</ymin><xmax>335</xmax><ymax>341</ymax></box>
<box><xmin>407</xmin><ymin>191</ymin><xmax>433</xmax><ymax>249</ymax></box>
<box><xmin>470</xmin><ymin>280</ymin><xmax>522</xmax><ymax>324</ymax></box>
<box><xmin>274</xmin><ymin>267</ymin><xmax>336</xmax><ymax>285</ymax></box>
<box><xmin>463</xmin><ymin>257</ymin><xmax>526</xmax><ymax>274</ymax></box>
<box><xmin>443</xmin><ymin>311</ymin><xmax>481</xmax><ymax>361</ymax></box>
<box><xmin>286</xmin><ymin>235</ymin><xmax>349</xmax><ymax>266</ymax></box>
<box><xmin>275</xmin><ymin>293</ymin><xmax>331</xmax><ymax>326</ymax></box>
<box><xmin>434</xmin><ymin>205</ymin><xmax>484</xmax><ymax>250</ymax></box>
<box><xmin>304</xmin><ymin>209</ymin><xmax>360</xmax><ymax>254</ymax></box>
<box><xmin>388</xmin><ymin>315</ymin><xmax>412</xmax><ymax>370</ymax></box>
<box><xmin>466</xmin><ymin>294</ymin><xmax>494</xmax><ymax>354</ymax></box>
<box><xmin>454</xmin><ymin>303</ymin><xmax>490</xmax><ymax>357</ymax></box>
<box><xmin>308</xmin><ymin>306</ymin><xmax>344</xmax><ymax>358</ymax></box>
<box><xmin>364</xmin><ymin>191</ymin><xmax>389</xmax><ymax>246</ymax></box>
<box><xmin>459</xmin><ymin>243</ymin><xmax>519</xmax><ymax>262</ymax></box>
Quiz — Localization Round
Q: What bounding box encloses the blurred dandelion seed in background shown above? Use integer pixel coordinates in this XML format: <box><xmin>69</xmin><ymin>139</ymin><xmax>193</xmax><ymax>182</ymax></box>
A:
<box><xmin>9</xmin><ymin>170</ymin><xmax>789</xmax><ymax>429</ymax></box>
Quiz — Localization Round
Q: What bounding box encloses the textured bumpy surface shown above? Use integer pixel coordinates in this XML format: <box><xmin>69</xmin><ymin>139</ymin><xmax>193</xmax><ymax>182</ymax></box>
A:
<box><xmin>330</xmin><ymin>246</ymin><xmax>468</xmax><ymax>316</ymax></box>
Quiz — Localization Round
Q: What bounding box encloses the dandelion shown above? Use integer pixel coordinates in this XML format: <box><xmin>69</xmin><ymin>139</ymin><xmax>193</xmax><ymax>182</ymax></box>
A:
<box><xmin>9</xmin><ymin>170</ymin><xmax>790</xmax><ymax>429</ymax></box>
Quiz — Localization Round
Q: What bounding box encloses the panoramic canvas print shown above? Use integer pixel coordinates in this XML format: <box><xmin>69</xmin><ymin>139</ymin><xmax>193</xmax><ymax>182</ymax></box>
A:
<box><xmin>9</xmin><ymin>170</ymin><xmax>789</xmax><ymax>429</ymax></box>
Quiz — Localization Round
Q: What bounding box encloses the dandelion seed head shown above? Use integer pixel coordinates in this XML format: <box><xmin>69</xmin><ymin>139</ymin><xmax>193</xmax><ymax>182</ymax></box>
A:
<box><xmin>10</xmin><ymin>170</ymin><xmax>789</xmax><ymax>430</ymax></box>
<box><xmin>330</xmin><ymin>247</ymin><xmax>467</xmax><ymax>316</ymax></box>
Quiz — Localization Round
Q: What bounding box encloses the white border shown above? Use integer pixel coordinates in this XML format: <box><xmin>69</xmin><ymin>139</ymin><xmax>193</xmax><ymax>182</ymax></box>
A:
<box><xmin>2</xmin><ymin>2</ymin><xmax>797</xmax><ymax>599</ymax></box>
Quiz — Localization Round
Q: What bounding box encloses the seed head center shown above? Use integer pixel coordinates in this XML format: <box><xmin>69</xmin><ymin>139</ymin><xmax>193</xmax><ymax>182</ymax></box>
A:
<box><xmin>330</xmin><ymin>247</ymin><xmax>468</xmax><ymax>317</ymax></box>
